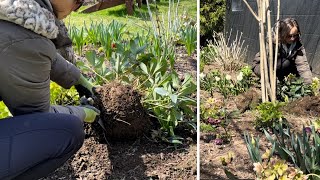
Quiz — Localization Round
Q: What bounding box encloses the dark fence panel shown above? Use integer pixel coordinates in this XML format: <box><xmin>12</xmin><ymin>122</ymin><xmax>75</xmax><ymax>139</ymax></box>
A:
<box><xmin>225</xmin><ymin>0</ymin><xmax>320</xmax><ymax>75</ymax></box>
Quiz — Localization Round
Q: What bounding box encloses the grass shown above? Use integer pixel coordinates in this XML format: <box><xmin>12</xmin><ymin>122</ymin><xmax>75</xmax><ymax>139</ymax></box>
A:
<box><xmin>64</xmin><ymin>0</ymin><xmax>196</xmax><ymax>34</ymax></box>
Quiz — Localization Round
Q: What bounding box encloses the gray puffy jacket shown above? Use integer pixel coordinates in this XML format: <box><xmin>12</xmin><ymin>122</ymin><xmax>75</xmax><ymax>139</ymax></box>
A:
<box><xmin>0</xmin><ymin>0</ymin><xmax>85</xmax><ymax>119</ymax></box>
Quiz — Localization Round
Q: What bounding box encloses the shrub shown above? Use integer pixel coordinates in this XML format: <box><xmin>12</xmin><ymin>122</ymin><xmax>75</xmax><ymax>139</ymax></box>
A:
<box><xmin>202</xmin><ymin>31</ymin><xmax>247</xmax><ymax>71</ymax></box>
<box><xmin>254</xmin><ymin>101</ymin><xmax>285</xmax><ymax>130</ymax></box>
<box><xmin>200</xmin><ymin>0</ymin><xmax>226</xmax><ymax>44</ymax></box>
<box><xmin>277</xmin><ymin>74</ymin><xmax>316</xmax><ymax>102</ymax></box>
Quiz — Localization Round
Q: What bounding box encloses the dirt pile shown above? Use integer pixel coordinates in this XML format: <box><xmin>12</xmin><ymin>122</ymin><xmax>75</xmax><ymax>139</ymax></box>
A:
<box><xmin>282</xmin><ymin>95</ymin><xmax>320</xmax><ymax>116</ymax></box>
<box><xmin>234</xmin><ymin>88</ymin><xmax>261</xmax><ymax>113</ymax></box>
<box><xmin>95</xmin><ymin>81</ymin><xmax>150</xmax><ymax>139</ymax></box>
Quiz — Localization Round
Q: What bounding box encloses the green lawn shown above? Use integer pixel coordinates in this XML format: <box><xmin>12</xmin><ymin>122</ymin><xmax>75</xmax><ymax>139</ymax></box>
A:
<box><xmin>64</xmin><ymin>0</ymin><xmax>196</xmax><ymax>34</ymax></box>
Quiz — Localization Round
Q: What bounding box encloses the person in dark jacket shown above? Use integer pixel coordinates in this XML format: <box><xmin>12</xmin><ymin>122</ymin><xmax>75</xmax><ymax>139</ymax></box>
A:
<box><xmin>252</xmin><ymin>17</ymin><xmax>312</xmax><ymax>84</ymax></box>
<box><xmin>0</xmin><ymin>0</ymin><xmax>100</xmax><ymax>179</ymax></box>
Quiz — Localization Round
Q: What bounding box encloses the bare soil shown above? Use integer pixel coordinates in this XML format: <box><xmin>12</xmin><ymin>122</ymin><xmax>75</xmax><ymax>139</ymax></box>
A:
<box><xmin>200</xmin><ymin>64</ymin><xmax>318</xmax><ymax>179</ymax></box>
<box><xmin>42</xmin><ymin>46</ymin><xmax>197</xmax><ymax>180</ymax></box>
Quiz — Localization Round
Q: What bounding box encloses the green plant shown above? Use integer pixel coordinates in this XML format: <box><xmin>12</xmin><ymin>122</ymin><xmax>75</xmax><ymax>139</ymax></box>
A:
<box><xmin>254</xmin><ymin>102</ymin><xmax>285</xmax><ymax>130</ymax></box>
<box><xmin>84</xmin><ymin>20</ymin><xmax>103</xmax><ymax>46</ymax></box>
<box><xmin>50</xmin><ymin>82</ymin><xmax>80</xmax><ymax>106</ymax></box>
<box><xmin>107</xmin><ymin>20</ymin><xmax>126</xmax><ymax>42</ymax></box>
<box><xmin>204</xmin><ymin>31</ymin><xmax>247</xmax><ymax>71</ymax></box>
<box><xmin>0</xmin><ymin>101</ymin><xmax>11</xmax><ymax>119</ymax></box>
<box><xmin>200</xmin><ymin>97</ymin><xmax>223</xmax><ymax>120</ymax></box>
<box><xmin>253</xmin><ymin>156</ymin><xmax>306</xmax><ymax>180</ymax></box>
<box><xmin>200</xmin><ymin>71</ymin><xmax>234</xmax><ymax>98</ymax></box>
<box><xmin>311</xmin><ymin>77</ymin><xmax>320</xmax><ymax>96</ymax></box>
<box><xmin>244</xmin><ymin>132</ymin><xmax>263</xmax><ymax>163</ymax></box>
<box><xmin>180</xmin><ymin>24</ymin><xmax>197</xmax><ymax>56</ymax></box>
<box><xmin>277</xmin><ymin>74</ymin><xmax>314</xmax><ymax>102</ymax></box>
<box><xmin>234</xmin><ymin>66</ymin><xmax>256</xmax><ymax>91</ymax></box>
<box><xmin>200</xmin><ymin>122</ymin><xmax>216</xmax><ymax>133</ymax></box>
<box><xmin>146</xmin><ymin>0</ymin><xmax>179</xmax><ymax>70</ymax></box>
<box><xmin>200</xmin><ymin>0</ymin><xmax>225</xmax><ymax>42</ymax></box>
<box><xmin>99</xmin><ymin>27</ymin><xmax>113</xmax><ymax>59</ymax></box>
<box><xmin>199</xmin><ymin>46</ymin><xmax>213</xmax><ymax>72</ymax></box>
<box><xmin>69</xmin><ymin>26</ymin><xmax>85</xmax><ymax>56</ymax></box>
<box><xmin>313</xmin><ymin>119</ymin><xmax>320</xmax><ymax>133</ymax></box>
<box><xmin>141</xmin><ymin>71</ymin><xmax>197</xmax><ymax>144</ymax></box>
<box><xmin>264</xmin><ymin>124</ymin><xmax>320</xmax><ymax>176</ymax></box>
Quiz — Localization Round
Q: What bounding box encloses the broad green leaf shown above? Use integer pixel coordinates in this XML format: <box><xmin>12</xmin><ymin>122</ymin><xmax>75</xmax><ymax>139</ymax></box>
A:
<box><xmin>139</xmin><ymin>63</ymin><xmax>148</xmax><ymax>75</ymax></box>
<box><xmin>169</xmin><ymin>94</ymin><xmax>178</xmax><ymax>104</ymax></box>
<box><xmin>155</xmin><ymin>88</ymin><xmax>169</xmax><ymax>96</ymax></box>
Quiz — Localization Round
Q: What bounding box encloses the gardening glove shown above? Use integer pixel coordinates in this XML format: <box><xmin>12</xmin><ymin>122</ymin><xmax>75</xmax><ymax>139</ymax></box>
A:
<box><xmin>82</xmin><ymin>106</ymin><xmax>100</xmax><ymax>123</ymax></box>
<box><xmin>75</xmin><ymin>74</ymin><xmax>94</xmax><ymax>98</ymax></box>
<box><xmin>80</xmin><ymin>96</ymin><xmax>100</xmax><ymax>123</ymax></box>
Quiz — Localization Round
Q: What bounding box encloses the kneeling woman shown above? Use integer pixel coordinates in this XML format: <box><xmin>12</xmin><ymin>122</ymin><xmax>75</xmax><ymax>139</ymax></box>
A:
<box><xmin>252</xmin><ymin>17</ymin><xmax>312</xmax><ymax>84</ymax></box>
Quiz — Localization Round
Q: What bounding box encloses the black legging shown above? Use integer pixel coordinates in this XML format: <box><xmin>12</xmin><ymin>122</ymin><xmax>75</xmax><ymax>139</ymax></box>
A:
<box><xmin>0</xmin><ymin>113</ymin><xmax>85</xmax><ymax>180</ymax></box>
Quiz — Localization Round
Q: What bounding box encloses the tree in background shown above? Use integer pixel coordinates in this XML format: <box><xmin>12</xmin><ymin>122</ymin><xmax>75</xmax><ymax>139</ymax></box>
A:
<box><xmin>200</xmin><ymin>0</ymin><xmax>226</xmax><ymax>46</ymax></box>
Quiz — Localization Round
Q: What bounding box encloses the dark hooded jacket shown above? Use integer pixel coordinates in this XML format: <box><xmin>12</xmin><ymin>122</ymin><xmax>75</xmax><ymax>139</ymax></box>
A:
<box><xmin>252</xmin><ymin>39</ymin><xmax>312</xmax><ymax>84</ymax></box>
<box><xmin>0</xmin><ymin>0</ymin><xmax>85</xmax><ymax>119</ymax></box>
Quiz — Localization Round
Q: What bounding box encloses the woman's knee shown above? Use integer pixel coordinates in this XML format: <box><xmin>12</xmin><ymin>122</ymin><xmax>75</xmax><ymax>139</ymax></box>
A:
<box><xmin>52</xmin><ymin>113</ymin><xmax>85</xmax><ymax>151</ymax></box>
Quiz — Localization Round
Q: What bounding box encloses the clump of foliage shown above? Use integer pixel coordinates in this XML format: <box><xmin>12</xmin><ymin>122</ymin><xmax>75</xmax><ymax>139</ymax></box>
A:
<box><xmin>200</xmin><ymin>97</ymin><xmax>223</xmax><ymax>120</ymax></box>
<box><xmin>200</xmin><ymin>0</ymin><xmax>225</xmax><ymax>44</ymax></box>
<box><xmin>254</xmin><ymin>152</ymin><xmax>306</xmax><ymax>180</ymax></box>
<box><xmin>254</xmin><ymin>101</ymin><xmax>285</xmax><ymax>130</ymax></box>
<box><xmin>50</xmin><ymin>82</ymin><xmax>79</xmax><ymax>106</ymax></box>
<box><xmin>202</xmin><ymin>31</ymin><xmax>248</xmax><ymax>71</ymax></box>
<box><xmin>74</xmin><ymin>17</ymin><xmax>196</xmax><ymax>144</ymax></box>
<box><xmin>200</xmin><ymin>66</ymin><xmax>256</xmax><ymax>98</ymax></box>
<box><xmin>180</xmin><ymin>24</ymin><xmax>197</xmax><ymax>56</ymax></box>
<box><xmin>277</xmin><ymin>74</ymin><xmax>319</xmax><ymax>102</ymax></box>
<box><xmin>244</xmin><ymin>134</ymin><xmax>308</xmax><ymax>180</ymax></box>
<box><xmin>200</xmin><ymin>97</ymin><xmax>239</xmax><ymax>145</ymax></box>
<box><xmin>312</xmin><ymin>119</ymin><xmax>320</xmax><ymax>133</ymax></box>
<box><xmin>264</xmin><ymin>124</ymin><xmax>320</xmax><ymax>176</ymax></box>
<box><xmin>0</xmin><ymin>101</ymin><xmax>11</xmax><ymax>119</ymax></box>
<box><xmin>178</xmin><ymin>11</ymin><xmax>197</xmax><ymax>56</ymax></box>
<box><xmin>200</xmin><ymin>123</ymin><xmax>216</xmax><ymax>133</ymax></box>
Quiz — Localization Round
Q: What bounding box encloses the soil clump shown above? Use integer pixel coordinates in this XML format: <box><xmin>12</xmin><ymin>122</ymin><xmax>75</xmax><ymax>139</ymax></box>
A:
<box><xmin>95</xmin><ymin>81</ymin><xmax>151</xmax><ymax>139</ymax></box>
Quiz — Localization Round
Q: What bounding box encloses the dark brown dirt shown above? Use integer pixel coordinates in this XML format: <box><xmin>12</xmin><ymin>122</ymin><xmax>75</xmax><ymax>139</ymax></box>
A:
<box><xmin>95</xmin><ymin>81</ymin><xmax>150</xmax><ymax>139</ymax></box>
<box><xmin>281</xmin><ymin>95</ymin><xmax>320</xmax><ymax>116</ymax></box>
<box><xmin>42</xmin><ymin>135</ymin><xmax>197</xmax><ymax>180</ymax></box>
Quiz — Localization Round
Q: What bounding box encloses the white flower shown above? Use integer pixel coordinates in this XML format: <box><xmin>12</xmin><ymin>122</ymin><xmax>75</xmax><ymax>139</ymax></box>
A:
<box><xmin>312</xmin><ymin>77</ymin><xmax>319</xmax><ymax>82</ymax></box>
<box><xmin>199</xmin><ymin>73</ymin><xmax>205</xmax><ymax>79</ymax></box>
<box><xmin>237</xmin><ymin>72</ymin><xmax>243</xmax><ymax>81</ymax></box>
<box><xmin>253</xmin><ymin>162</ymin><xmax>263</xmax><ymax>174</ymax></box>
<box><xmin>215</xmin><ymin>76</ymin><xmax>220</xmax><ymax>81</ymax></box>
<box><xmin>225</xmin><ymin>75</ymin><xmax>231</xmax><ymax>80</ymax></box>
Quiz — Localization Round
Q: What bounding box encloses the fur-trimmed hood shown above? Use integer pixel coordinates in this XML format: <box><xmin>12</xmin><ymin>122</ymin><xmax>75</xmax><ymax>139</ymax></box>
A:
<box><xmin>0</xmin><ymin>0</ymin><xmax>58</xmax><ymax>39</ymax></box>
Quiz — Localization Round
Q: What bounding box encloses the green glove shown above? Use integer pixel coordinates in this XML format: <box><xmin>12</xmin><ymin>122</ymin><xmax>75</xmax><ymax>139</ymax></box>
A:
<box><xmin>82</xmin><ymin>105</ymin><xmax>100</xmax><ymax>123</ymax></box>
<box><xmin>75</xmin><ymin>74</ymin><xmax>94</xmax><ymax>98</ymax></box>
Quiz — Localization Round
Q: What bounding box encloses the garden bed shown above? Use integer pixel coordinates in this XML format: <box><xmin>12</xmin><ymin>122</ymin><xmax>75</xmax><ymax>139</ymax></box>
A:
<box><xmin>42</xmin><ymin>46</ymin><xmax>197</xmax><ymax>180</ymax></box>
<box><xmin>199</xmin><ymin>63</ymin><xmax>319</xmax><ymax>179</ymax></box>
